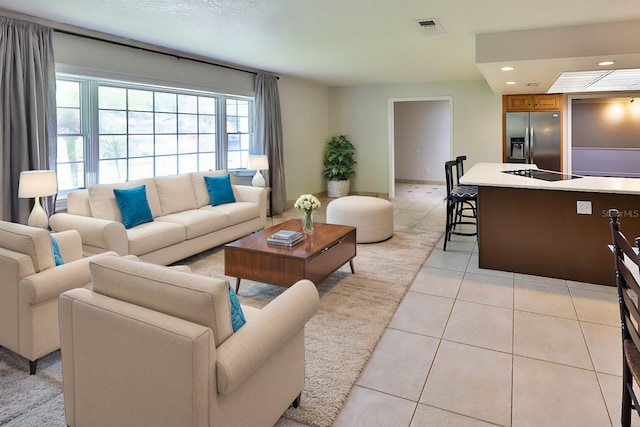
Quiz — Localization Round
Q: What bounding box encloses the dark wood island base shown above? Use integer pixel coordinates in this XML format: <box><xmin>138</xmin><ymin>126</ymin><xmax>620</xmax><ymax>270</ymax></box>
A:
<box><xmin>478</xmin><ymin>186</ymin><xmax>640</xmax><ymax>286</ymax></box>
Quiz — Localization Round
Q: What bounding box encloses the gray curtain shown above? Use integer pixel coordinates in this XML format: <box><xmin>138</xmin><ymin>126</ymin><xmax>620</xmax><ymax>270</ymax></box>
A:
<box><xmin>0</xmin><ymin>17</ymin><xmax>57</xmax><ymax>224</ymax></box>
<box><xmin>254</xmin><ymin>73</ymin><xmax>286</xmax><ymax>215</ymax></box>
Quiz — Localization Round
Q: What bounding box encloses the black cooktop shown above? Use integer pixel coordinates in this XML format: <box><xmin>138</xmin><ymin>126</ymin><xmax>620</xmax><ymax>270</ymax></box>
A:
<box><xmin>502</xmin><ymin>168</ymin><xmax>583</xmax><ymax>182</ymax></box>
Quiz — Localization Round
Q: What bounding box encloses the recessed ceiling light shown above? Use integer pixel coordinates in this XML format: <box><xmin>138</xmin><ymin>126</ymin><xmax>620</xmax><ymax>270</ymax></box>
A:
<box><xmin>506</xmin><ymin>81</ymin><xmax>516</xmax><ymax>85</ymax></box>
<box><xmin>598</xmin><ymin>61</ymin><xmax>615</xmax><ymax>66</ymax></box>
<box><xmin>501</xmin><ymin>66</ymin><xmax>514</xmax><ymax>71</ymax></box>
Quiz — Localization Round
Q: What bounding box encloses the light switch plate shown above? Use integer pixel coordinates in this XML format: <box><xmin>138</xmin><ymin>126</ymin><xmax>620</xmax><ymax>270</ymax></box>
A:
<box><xmin>576</xmin><ymin>201</ymin><xmax>592</xmax><ymax>215</ymax></box>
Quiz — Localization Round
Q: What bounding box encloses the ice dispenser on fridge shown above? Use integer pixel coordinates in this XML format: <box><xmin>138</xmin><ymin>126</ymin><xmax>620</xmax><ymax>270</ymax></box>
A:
<box><xmin>510</xmin><ymin>137</ymin><xmax>525</xmax><ymax>161</ymax></box>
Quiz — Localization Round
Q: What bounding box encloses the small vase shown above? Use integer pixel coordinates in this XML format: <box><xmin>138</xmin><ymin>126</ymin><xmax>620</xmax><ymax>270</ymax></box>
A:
<box><xmin>302</xmin><ymin>210</ymin><xmax>314</xmax><ymax>234</ymax></box>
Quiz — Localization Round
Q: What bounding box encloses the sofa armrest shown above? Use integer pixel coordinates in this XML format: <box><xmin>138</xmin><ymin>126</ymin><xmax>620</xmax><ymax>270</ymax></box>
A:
<box><xmin>233</xmin><ymin>185</ymin><xmax>267</xmax><ymax>224</ymax></box>
<box><xmin>50</xmin><ymin>213</ymin><xmax>129</xmax><ymax>255</ymax></box>
<box><xmin>19</xmin><ymin>251</ymin><xmax>119</xmax><ymax>304</ymax></box>
<box><xmin>51</xmin><ymin>230</ymin><xmax>83</xmax><ymax>262</ymax></box>
<box><xmin>233</xmin><ymin>185</ymin><xmax>265</xmax><ymax>205</ymax></box>
<box><xmin>168</xmin><ymin>265</ymin><xmax>192</xmax><ymax>273</ymax></box>
<box><xmin>215</xmin><ymin>280</ymin><xmax>319</xmax><ymax>395</ymax></box>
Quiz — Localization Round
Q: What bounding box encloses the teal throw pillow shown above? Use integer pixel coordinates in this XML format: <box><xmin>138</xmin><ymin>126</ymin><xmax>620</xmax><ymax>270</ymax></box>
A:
<box><xmin>204</xmin><ymin>175</ymin><xmax>236</xmax><ymax>206</ymax></box>
<box><xmin>228</xmin><ymin>282</ymin><xmax>246</xmax><ymax>332</ymax></box>
<box><xmin>50</xmin><ymin>235</ymin><xmax>64</xmax><ymax>266</ymax></box>
<box><xmin>113</xmin><ymin>185</ymin><xmax>154</xmax><ymax>229</ymax></box>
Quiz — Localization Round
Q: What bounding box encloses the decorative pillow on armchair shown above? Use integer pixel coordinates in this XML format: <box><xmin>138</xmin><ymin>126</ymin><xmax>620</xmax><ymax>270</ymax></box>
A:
<box><xmin>50</xmin><ymin>235</ymin><xmax>64</xmax><ymax>266</ymax></box>
<box><xmin>227</xmin><ymin>282</ymin><xmax>246</xmax><ymax>332</ymax></box>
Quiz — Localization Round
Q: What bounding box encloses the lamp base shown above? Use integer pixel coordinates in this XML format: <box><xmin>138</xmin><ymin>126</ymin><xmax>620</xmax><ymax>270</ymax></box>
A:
<box><xmin>27</xmin><ymin>198</ymin><xmax>49</xmax><ymax>229</ymax></box>
<box><xmin>252</xmin><ymin>171</ymin><xmax>266</xmax><ymax>187</ymax></box>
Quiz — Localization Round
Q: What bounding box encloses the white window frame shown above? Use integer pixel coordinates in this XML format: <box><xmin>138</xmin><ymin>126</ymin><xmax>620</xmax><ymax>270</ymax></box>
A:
<box><xmin>55</xmin><ymin>74</ymin><xmax>254</xmax><ymax>195</ymax></box>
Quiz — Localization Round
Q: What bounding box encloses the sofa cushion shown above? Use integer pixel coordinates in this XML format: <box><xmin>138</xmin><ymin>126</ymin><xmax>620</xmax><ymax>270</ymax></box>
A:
<box><xmin>204</xmin><ymin>175</ymin><xmax>236</xmax><ymax>206</ymax></box>
<box><xmin>156</xmin><ymin>210</ymin><xmax>228</xmax><ymax>240</ymax></box>
<box><xmin>113</xmin><ymin>185</ymin><xmax>155</xmax><ymax>229</ymax></box>
<box><xmin>89</xmin><ymin>256</ymin><xmax>233</xmax><ymax>346</ymax></box>
<box><xmin>125</xmin><ymin>221</ymin><xmax>186</xmax><ymax>256</ymax></box>
<box><xmin>155</xmin><ymin>174</ymin><xmax>198</xmax><ymax>216</ymax></box>
<box><xmin>200</xmin><ymin>202</ymin><xmax>259</xmax><ymax>227</ymax></box>
<box><xmin>190</xmin><ymin>170</ymin><xmax>229</xmax><ymax>208</ymax></box>
<box><xmin>88</xmin><ymin>178</ymin><xmax>161</xmax><ymax>222</ymax></box>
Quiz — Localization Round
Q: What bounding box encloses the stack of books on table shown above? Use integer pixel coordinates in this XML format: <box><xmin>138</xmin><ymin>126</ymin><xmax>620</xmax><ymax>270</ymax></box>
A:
<box><xmin>267</xmin><ymin>230</ymin><xmax>303</xmax><ymax>247</ymax></box>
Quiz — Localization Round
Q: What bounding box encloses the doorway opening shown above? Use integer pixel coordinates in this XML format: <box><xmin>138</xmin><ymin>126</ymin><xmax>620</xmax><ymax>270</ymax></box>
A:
<box><xmin>387</xmin><ymin>97</ymin><xmax>453</xmax><ymax>198</ymax></box>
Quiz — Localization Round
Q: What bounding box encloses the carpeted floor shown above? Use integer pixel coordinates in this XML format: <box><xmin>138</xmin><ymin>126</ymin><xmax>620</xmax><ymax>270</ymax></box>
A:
<box><xmin>0</xmin><ymin>347</ymin><xmax>65</xmax><ymax>426</ymax></box>
<box><xmin>0</xmin><ymin>226</ymin><xmax>441</xmax><ymax>427</ymax></box>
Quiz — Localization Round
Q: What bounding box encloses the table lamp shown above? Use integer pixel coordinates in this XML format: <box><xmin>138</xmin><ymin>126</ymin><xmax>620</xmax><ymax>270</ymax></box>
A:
<box><xmin>247</xmin><ymin>155</ymin><xmax>269</xmax><ymax>187</ymax></box>
<box><xmin>18</xmin><ymin>170</ymin><xmax>57</xmax><ymax>229</ymax></box>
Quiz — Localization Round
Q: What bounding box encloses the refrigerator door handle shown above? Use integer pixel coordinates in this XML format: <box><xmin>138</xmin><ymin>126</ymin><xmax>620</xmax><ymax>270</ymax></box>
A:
<box><xmin>530</xmin><ymin>127</ymin><xmax>534</xmax><ymax>165</ymax></box>
<box><xmin>524</xmin><ymin>126</ymin><xmax>530</xmax><ymax>164</ymax></box>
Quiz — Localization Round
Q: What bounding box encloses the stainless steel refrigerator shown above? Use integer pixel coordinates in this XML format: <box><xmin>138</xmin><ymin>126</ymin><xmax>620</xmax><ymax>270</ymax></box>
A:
<box><xmin>505</xmin><ymin>111</ymin><xmax>561</xmax><ymax>171</ymax></box>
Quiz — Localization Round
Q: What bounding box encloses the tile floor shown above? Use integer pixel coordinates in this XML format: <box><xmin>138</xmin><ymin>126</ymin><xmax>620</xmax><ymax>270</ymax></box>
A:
<box><xmin>275</xmin><ymin>183</ymin><xmax>634</xmax><ymax>427</ymax></box>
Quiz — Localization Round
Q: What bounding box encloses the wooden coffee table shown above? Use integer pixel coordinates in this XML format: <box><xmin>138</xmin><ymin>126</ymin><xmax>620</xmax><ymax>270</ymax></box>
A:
<box><xmin>224</xmin><ymin>219</ymin><xmax>356</xmax><ymax>291</ymax></box>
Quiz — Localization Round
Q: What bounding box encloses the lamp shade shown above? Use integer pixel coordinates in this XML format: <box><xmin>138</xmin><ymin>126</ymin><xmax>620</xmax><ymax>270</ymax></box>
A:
<box><xmin>18</xmin><ymin>170</ymin><xmax>57</xmax><ymax>198</ymax></box>
<box><xmin>247</xmin><ymin>155</ymin><xmax>269</xmax><ymax>171</ymax></box>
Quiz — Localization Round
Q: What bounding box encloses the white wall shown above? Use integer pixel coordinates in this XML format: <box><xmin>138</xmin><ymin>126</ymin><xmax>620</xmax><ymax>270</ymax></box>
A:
<box><xmin>277</xmin><ymin>76</ymin><xmax>329</xmax><ymax>199</ymax></box>
<box><xmin>329</xmin><ymin>80</ymin><xmax>502</xmax><ymax>195</ymax></box>
<box><xmin>394</xmin><ymin>100</ymin><xmax>451</xmax><ymax>182</ymax></box>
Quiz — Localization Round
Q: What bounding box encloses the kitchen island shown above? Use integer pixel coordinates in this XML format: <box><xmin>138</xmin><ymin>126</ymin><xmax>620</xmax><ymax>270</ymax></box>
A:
<box><xmin>460</xmin><ymin>163</ymin><xmax>640</xmax><ymax>286</ymax></box>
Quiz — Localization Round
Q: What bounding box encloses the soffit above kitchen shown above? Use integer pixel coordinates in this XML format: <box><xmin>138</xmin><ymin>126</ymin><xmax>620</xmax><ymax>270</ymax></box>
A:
<box><xmin>476</xmin><ymin>19</ymin><xmax>640</xmax><ymax>95</ymax></box>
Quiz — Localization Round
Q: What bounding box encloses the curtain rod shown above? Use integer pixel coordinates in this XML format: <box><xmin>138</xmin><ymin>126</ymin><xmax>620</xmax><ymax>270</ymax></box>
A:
<box><xmin>53</xmin><ymin>28</ymin><xmax>277</xmax><ymax>79</ymax></box>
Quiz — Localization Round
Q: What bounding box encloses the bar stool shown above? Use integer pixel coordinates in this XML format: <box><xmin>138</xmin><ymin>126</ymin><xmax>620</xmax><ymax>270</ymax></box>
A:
<box><xmin>454</xmin><ymin>155</ymin><xmax>478</xmax><ymax>223</ymax></box>
<box><xmin>444</xmin><ymin>160</ymin><xmax>477</xmax><ymax>251</ymax></box>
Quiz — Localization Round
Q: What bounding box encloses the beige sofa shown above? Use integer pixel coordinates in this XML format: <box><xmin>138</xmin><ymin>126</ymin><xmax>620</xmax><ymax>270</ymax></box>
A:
<box><xmin>0</xmin><ymin>221</ymin><xmax>118</xmax><ymax>374</ymax></box>
<box><xmin>49</xmin><ymin>171</ymin><xmax>267</xmax><ymax>265</ymax></box>
<box><xmin>59</xmin><ymin>256</ymin><xmax>319</xmax><ymax>427</ymax></box>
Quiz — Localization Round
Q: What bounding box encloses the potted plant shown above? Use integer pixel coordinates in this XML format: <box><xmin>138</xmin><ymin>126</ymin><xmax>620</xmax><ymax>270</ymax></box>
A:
<box><xmin>323</xmin><ymin>135</ymin><xmax>356</xmax><ymax>198</ymax></box>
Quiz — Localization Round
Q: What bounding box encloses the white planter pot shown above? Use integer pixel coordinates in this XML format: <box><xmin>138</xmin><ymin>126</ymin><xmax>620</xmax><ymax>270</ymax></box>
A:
<box><xmin>327</xmin><ymin>180</ymin><xmax>350</xmax><ymax>198</ymax></box>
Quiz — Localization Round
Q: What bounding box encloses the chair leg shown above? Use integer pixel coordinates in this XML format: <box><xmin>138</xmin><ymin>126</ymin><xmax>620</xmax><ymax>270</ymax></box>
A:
<box><xmin>622</xmin><ymin>361</ymin><xmax>633</xmax><ymax>427</ymax></box>
<box><xmin>29</xmin><ymin>359</ymin><xmax>38</xmax><ymax>375</ymax></box>
<box><xmin>291</xmin><ymin>393</ymin><xmax>302</xmax><ymax>408</ymax></box>
<box><xmin>444</xmin><ymin>201</ymin><xmax>452</xmax><ymax>251</ymax></box>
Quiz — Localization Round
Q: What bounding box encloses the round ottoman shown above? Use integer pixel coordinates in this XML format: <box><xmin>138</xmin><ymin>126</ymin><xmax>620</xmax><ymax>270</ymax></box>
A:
<box><xmin>326</xmin><ymin>196</ymin><xmax>393</xmax><ymax>243</ymax></box>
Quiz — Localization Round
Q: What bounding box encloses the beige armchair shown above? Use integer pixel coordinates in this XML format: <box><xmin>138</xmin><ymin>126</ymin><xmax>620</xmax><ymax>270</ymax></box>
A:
<box><xmin>0</xmin><ymin>221</ymin><xmax>118</xmax><ymax>374</ymax></box>
<box><xmin>58</xmin><ymin>256</ymin><xmax>320</xmax><ymax>427</ymax></box>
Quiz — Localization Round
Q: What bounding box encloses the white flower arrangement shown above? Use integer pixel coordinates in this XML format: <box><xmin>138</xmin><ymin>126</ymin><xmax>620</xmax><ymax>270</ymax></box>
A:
<box><xmin>294</xmin><ymin>194</ymin><xmax>321</xmax><ymax>212</ymax></box>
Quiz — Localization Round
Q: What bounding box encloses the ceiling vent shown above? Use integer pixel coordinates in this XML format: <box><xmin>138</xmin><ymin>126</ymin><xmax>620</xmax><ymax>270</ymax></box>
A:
<box><xmin>417</xmin><ymin>19</ymin><xmax>444</xmax><ymax>35</ymax></box>
<box><xmin>527</xmin><ymin>82</ymin><xmax>540</xmax><ymax>87</ymax></box>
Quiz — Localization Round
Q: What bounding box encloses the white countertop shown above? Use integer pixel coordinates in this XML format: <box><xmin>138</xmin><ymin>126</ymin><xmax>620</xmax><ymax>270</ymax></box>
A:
<box><xmin>460</xmin><ymin>163</ymin><xmax>640</xmax><ymax>195</ymax></box>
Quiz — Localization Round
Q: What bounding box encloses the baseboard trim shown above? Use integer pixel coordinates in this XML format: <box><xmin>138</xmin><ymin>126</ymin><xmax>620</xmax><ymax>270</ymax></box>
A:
<box><xmin>395</xmin><ymin>179</ymin><xmax>444</xmax><ymax>185</ymax></box>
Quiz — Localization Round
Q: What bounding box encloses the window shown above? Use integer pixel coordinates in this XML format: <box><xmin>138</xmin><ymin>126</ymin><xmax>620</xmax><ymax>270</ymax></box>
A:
<box><xmin>226</xmin><ymin>98</ymin><xmax>251</xmax><ymax>169</ymax></box>
<box><xmin>55</xmin><ymin>75</ymin><xmax>254</xmax><ymax>192</ymax></box>
<box><xmin>56</xmin><ymin>80</ymin><xmax>85</xmax><ymax>190</ymax></box>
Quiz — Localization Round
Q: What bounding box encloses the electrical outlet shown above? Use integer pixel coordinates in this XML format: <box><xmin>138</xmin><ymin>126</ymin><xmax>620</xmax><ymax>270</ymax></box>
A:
<box><xmin>576</xmin><ymin>201</ymin><xmax>592</xmax><ymax>215</ymax></box>
<box><xmin>425</xmin><ymin>168</ymin><xmax>429</xmax><ymax>175</ymax></box>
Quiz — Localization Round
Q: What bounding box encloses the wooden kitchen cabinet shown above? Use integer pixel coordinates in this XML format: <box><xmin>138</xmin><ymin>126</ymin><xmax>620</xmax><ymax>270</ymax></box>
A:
<box><xmin>505</xmin><ymin>94</ymin><xmax>562</xmax><ymax>111</ymax></box>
